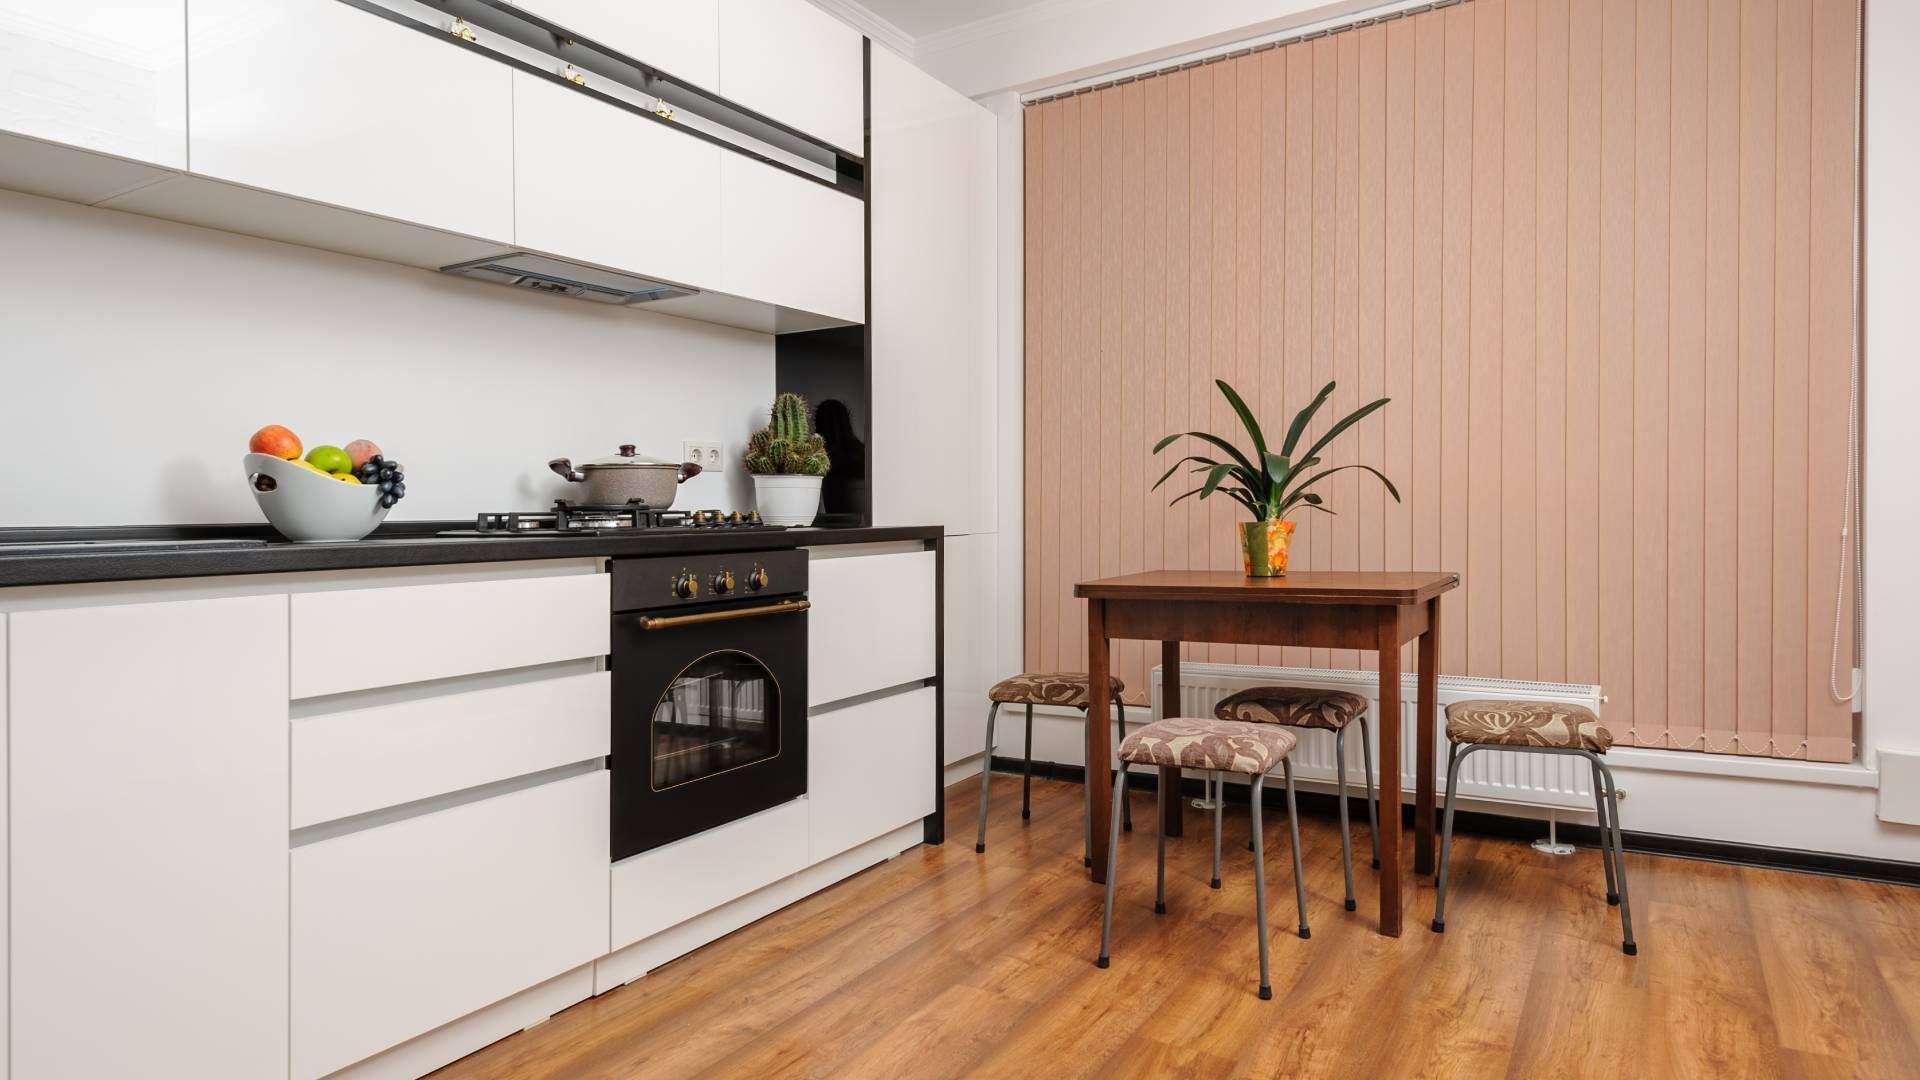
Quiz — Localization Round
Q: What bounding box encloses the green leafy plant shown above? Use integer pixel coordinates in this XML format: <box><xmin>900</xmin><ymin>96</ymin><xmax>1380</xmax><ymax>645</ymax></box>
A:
<box><xmin>744</xmin><ymin>392</ymin><xmax>830</xmax><ymax>476</ymax></box>
<box><xmin>1152</xmin><ymin>379</ymin><xmax>1400</xmax><ymax>520</ymax></box>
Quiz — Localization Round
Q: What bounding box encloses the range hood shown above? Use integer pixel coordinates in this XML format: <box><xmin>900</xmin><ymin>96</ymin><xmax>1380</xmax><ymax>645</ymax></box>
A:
<box><xmin>440</xmin><ymin>252</ymin><xmax>693</xmax><ymax>306</ymax></box>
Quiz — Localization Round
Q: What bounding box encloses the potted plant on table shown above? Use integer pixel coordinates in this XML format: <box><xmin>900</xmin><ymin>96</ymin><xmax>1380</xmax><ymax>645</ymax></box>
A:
<box><xmin>746</xmin><ymin>392</ymin><xmax>830</xmax><ymax>526</ymax></box>
<box><xmin>1152</xmin><ymin>380</ymin><xmax>1400</xmax><ymax>577</ymax></box>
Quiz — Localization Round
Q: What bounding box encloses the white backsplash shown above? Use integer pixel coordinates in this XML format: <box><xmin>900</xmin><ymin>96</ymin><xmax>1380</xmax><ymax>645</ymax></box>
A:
<box><xmin>0</xmin><ymin>188</ymin><xmax>774</xmax><ymax>526</ymax></box>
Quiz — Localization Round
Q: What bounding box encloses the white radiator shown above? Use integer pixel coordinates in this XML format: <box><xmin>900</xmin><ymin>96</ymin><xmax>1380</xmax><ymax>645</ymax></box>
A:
<box><xmin>1148</xmin><ymin>662</ymin><xmax>1605</xmax><ymax>811</ymax></box>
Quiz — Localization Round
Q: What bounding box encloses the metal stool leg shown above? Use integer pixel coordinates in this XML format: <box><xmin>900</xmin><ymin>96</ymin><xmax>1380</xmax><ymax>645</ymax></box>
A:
<box><xmin>1283</xmin><ymin>758</ymin><xmax>1309</xmax><ymax>940</ymax></box>
<box><xmin>1335</xmin><ymin>727</ymin><xmax>1356</xmax><ymax>912</ymax></box>
<box><xmin>1096</xmin><ymin>767</ymin><xmax>1128</xmax><ymax>969</ymax></box>
<box><xmin>1359</xmin><ymin>713</ymin><xmax>1381</xmax><ymax>870</ymax></box>
<box><xmin>1589</xmin><ymin>757</ymin><xmax>1619</xmax><ymax>905</ymax></box>
<box><xmin>1021</xmin><ymin>704</ymin><xmax>1035</xmax><ymax>820</ymax></box>
<box><xmin>1211</xmin><ymin>770</ymin><xmax>1223</xmax><ymax>889</ymax></box>
<box><xmin>1154</xmin><ymin>777</ymin><xmax>1168</xmax><ymax>915</ymax></box>
<box><xmin>975</xmin><ymin>701</ymin><xmax>1001</xmax><ymax>853</ymax></box>
<box><xmin>1431</xmin><ymin>743</ymin><xmax>1465</xmax><ymax>932</ymax></box>
<box><xmin>1595</xmin><ymin>758</ymin><xmax>1637</xmax><ymax>955</ymax></box>
<box><xmin>1251</xmin><ymin>774</ymin><xmax>1272</xmax><ymax>1000</ymax></box>
<box><xmin>1116</xmin><ymin>700</ymin><xmax>1133</xmax><ymax>831</ymax></box>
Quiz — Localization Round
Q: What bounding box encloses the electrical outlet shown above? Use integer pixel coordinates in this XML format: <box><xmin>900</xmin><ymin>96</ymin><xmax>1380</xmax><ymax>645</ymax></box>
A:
<box><xmin>683</xmin><ymin>441</ymin><xmax>724</xmax><ymax>471</ymax></box>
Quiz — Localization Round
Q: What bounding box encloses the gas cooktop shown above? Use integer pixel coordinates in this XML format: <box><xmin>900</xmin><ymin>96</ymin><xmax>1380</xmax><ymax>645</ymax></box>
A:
<box><xmin>437</xmin><ymin>500</ymin><xmax>780</xmax><ymax>538</ymax></box>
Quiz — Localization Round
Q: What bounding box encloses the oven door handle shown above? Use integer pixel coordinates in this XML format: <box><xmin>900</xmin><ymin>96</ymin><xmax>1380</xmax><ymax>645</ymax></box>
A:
<box><xmin>635</xmin><ymin>599</ymin><xmax>810</xmax><ymax>631</ymax></box>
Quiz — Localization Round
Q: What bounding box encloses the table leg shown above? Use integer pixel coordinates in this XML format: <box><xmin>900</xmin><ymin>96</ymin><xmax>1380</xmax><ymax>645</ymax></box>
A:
<box><xmin>1375</xmin><ymin>608</ymin><xmax>1404</xmax><ymax>936</ymax></box>
<box><xmin>1159</xmin><ymin>640</ymin><xmax>1184</xmax><ymax>839</ymax></box>
<box><xmin>1087</xmin><ymin>600</ymin><xmax>1114</xmax><ymax>884</ymax></box>
<box><xmin>1415</xmin><ymin>596</ymin><xmax>1441</xmax><ymax>874</ymax></box>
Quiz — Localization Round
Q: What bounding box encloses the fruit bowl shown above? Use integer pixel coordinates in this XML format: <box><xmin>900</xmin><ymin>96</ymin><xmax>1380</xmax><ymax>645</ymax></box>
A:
<box><xmin>244</xmin><ymin>453</ymin><xmax>392</xmax><ymax>542</ymax></box>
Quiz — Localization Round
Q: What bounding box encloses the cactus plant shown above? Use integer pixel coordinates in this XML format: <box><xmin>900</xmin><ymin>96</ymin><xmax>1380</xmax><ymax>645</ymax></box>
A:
<box><xmin>744</xmin><ymin>393</ymin><xmax>830</xmax><ymax>476</ymax></box>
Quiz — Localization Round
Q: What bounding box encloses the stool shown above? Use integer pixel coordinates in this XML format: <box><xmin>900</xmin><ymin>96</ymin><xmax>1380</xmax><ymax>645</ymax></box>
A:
<box><xmin>975</xmin><ymin>672</ymin><xmax>1133</xmax><ymax>865</ymax></box>
<box><xmin>1431</xmin><ymin>699</ymin><xmax>1637</xmax><ymax>955</ymax></box>
<box><xmin>1216</xmin><ymin>686</ymin><xmax>1379</xmax><ymax>910</ymax></box>
<box><xmin>1096</xmin><ymin>717</ymin><xmax>1310</xmax><ymax>1000</ymax></box>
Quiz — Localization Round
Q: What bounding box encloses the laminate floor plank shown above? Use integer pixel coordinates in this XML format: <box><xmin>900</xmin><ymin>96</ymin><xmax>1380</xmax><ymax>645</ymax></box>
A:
<box><xmin>433</xmin><ymin>773</ymin><xmax>1920</xmax><ymax>1080</ymax></box>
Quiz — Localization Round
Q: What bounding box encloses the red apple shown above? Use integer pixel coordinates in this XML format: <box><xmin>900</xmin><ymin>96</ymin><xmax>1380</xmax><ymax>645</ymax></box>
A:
<box><xmin>249</xmin><ymin>425</ymin><xmax>302</xmax><ymax>460</ymax></box>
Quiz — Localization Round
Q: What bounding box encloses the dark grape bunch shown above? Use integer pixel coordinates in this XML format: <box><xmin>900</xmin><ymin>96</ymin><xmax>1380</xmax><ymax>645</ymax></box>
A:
<box><xmin>355</xmin><ymin>455</ymin><xmax>408</xmax><ymax>509</ymax></box>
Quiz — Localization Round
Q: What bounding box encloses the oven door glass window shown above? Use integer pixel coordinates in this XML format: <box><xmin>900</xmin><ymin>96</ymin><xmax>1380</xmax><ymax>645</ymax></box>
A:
<box><xmin>652</xmin><ymin>650</ymin><xmax>781</xmax><ymax>791</ymax></box>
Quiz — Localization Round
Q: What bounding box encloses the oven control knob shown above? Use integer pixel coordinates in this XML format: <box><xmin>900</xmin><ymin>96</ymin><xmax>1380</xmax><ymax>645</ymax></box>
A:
<box><xmin>747</xmin><ymin>566</ymin><xmax>770</xmax><ymax>591</ymax></box>
<box><xmin>712</xmin><ymin>570</ymin><xmax>735</xmax><ymax>595</ymax></box>
<box><xmin>671</xmin><ymin>571</ymin><xmax>699</xmax><ymax>599</ymax></box>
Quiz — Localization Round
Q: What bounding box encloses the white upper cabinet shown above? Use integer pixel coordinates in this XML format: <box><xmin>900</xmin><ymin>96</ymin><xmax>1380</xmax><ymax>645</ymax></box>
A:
<box><xmin>718</xmin><ymin>0</ymin><xmax>863</xmax><ymax>155</ymax></box>
<box><xmin>0</xmin><ymin>0</ymin><xmax>186</xmax><ymax>167</ymax></box>
<box><xmin>869</xmin><ymin>49</ymin><xmax>995</xmax><ymax>533</ymax></box>
<box><xmin>188</xmin><ymin>0</ymin><xmax>514</xmax><ymax>241</ymax></box>
<box><xmin>720</xmin><ymin>153</ymin><xmax>863</xmax><ymax>323</ymax></box>
<box><xmin>524</xmin><ymin>0</ymin><xmax>720</xmax><ymax>88</ymax></box>
<box><xmin>514</xmin><ymin>72</ymin><xmax>721</xmax><ymax>289</ymax></box>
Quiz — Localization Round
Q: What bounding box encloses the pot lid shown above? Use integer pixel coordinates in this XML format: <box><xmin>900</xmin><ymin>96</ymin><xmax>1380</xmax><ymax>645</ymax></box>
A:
<box><xmin>582</xmin><ymin>444</ymin><xmax>677</xmax><ymax>468</ymax></box>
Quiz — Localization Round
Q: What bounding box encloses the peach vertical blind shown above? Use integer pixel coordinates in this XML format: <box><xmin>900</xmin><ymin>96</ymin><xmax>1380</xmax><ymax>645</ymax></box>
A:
<box><xmin>1022</xmin><ymin>0</ymin><xmax>1858</xmax><ymax>760</ymax></box>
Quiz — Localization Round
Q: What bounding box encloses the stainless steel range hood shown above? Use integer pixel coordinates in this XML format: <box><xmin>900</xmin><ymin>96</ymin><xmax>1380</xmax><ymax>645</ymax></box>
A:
<box><xmin>440</xmin><ymin>252</ymin><xmax>694</xmax><ymax>306</ymax></box>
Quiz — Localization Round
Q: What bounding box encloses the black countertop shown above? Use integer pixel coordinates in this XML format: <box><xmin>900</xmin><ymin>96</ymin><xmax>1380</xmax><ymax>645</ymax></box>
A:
<box><xmin>0</xmin><ymin>522</ymin><xmax>943</xmax><ymax>588</ymax></box>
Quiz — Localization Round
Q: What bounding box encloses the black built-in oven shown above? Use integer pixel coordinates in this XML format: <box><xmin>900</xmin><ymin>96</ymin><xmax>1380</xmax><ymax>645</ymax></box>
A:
<box><xmin>609</xmin><ymin>549</ymin><xmax>808</xmax><ymax>860</ymax></box>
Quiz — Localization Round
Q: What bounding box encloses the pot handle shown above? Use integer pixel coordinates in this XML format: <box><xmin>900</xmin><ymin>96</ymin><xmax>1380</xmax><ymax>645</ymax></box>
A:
<box><xmin>676</xmin><ymin>461</ymin><xmax>704</xmax><ymax>484</ymax></box>
<box><xmin>548</xmin><ymin>458</ymin><xmax>587</xmax><ymax>483</ymax></box>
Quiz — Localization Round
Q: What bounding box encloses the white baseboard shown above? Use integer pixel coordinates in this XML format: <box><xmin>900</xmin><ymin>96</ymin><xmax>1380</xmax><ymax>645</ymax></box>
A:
<box><xmin>593</xmin><ymin>821</ymin><xmax>924</xmax><ymax>994</ymax></box>
<box><xmin>945</xmin><ymin>753</ymin><xmax>985</xmax><ymax>787</ymax></box>
<box><xmin>325</xmin><ymin>964</ymin><xmax>594</xmax><ymax>1080</ymax></box>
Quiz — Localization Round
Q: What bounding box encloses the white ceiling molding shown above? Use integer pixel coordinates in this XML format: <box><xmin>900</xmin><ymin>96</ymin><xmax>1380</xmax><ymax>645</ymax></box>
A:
<box><xmin>913</xmin><ymin>0</ymin><xmax>1411</xmax><ymax>99</ymax></box>
<box><xmin>913</xmin><ymin>0</ymin><xmax>1110</xmax><ymax>58</ymax></box>
<box><xmin>805</xmin><ymin>0</ymin><xmax>918</xmax><ymax>60</ymax></box>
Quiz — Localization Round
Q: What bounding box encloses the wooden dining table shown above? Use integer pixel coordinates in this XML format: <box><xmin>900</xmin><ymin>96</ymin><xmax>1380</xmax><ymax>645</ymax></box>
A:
<box><xmin>1074</xmin><ymin>569</ymin><xmax>1460</xmax><ymax>937</ymax></box>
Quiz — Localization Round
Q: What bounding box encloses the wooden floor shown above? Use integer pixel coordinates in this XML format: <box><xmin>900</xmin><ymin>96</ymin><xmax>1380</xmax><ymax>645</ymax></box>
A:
<box><xmin>436</xmin><ymin>773</ymin><xmax>1920</xmax><ymax>1079</ymax></box>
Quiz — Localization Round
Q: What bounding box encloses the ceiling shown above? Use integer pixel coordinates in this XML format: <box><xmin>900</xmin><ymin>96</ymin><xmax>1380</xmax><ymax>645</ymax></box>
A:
<box><xmin>850</xmin><ymin>0</ymin><xmax>1050</xmax><ymax>40</ymax></box>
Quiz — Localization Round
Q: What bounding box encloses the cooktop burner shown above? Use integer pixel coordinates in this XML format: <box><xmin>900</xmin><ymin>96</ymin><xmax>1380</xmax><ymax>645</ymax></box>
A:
<box><xmin>439</xmin><ymin>500</ymin><xmax>777</xmax><ymax>537</ymax></box>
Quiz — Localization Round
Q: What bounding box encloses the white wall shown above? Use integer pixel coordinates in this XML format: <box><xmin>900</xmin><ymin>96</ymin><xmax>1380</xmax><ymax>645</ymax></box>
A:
<box><xmin>0</xmin><ymin>189</ymin><xmax>771</xmax><ymax>526</ymax></box>
<box><xmin>1863</xmin><ymin>1</ymin><xmax>1920</xmax><ymax>765</ymax></box>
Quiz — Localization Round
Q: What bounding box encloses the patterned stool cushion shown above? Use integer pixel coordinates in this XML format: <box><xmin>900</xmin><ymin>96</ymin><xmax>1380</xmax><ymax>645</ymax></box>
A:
<box><xmin>1215</xmin><ymin>686</ymin><xmax>1368</xmax><ymax>730</ymax></box>
<box><xmin>988</xmin><ymin>672</ymin><xmax>1127</xmax><ymax>708</ymax></box>
<box><xmin>1445</xmin><ymin>699</ymin><xmax>1613</xmax><ymax>753</ymax></box>
<box><xmin>1117</xmin><ymin>717</ymin><xmax>1299</xmax><ymax>775</ymax></box>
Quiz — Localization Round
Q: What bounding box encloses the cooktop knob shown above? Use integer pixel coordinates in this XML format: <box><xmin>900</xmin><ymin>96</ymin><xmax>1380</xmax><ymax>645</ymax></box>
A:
<box><xmin>747</xmin><ymin>566</ymin><xmax>770</xmax><ymax>591</ymax></box>
<box><xmin>725</xmin><ymin>510</ymin><xmax>744</xmax><ymax>523</ymax></box>
<box><xmin>746</xmin><ymin>510</ymin><xmax>763</xmax><ymax>524</ymax></box>
<box><xmin>671</xmin><ymin>571</ymin><xmax>699</xmax><ymax>598</ymax></box>
<box><xmin>712</xmin><ymin>570</ymin><xmax>735</xmax><ymax>595</ymax></box>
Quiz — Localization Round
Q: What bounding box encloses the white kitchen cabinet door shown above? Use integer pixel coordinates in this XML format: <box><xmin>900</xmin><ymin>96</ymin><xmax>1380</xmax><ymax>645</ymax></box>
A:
<box><xmin>720</xmin><ymin>152</ymin><xmax>863</xmax><ymax>323</ymax></box>
<box><xmin>514</xmin><ymin>72</ymin><xmax>721</xmax><ymax>289</ymax></box>
<box><xmin>718</xmin><ymin>0</ymin><xmax>862</xmax><ymax>154</ymax></box>
<box><xmin>807</xmin><ymin>548</ymin><xmax>936</xmax><ymax>707</ymax></box>
<box><xmin>292</xmin><ymin>770</ymin><xmax>609</xmax><ymax>1079</ymax></box>
<box><xmin>941</xmin><ymin>533</ymin><xmax>997</xmax><ymax>766</ymax></box>
<box><xmin>0</xmin><ymin>0</ymin><xmax>186</xmax><ymax>167</ymax></box>
<box><xmin>9</xmin><ymin>596</ymin><xmax>289</xmax><ymax>1080</ymax></box>
<box><xmin>189</xmin><ymin>0</ymin><xmax>513</xmax><ymax>241</ymax></box>
<box><xmin>809</xmin><ymin>687</ymin><xmax>935</xmax><ymax>863</ymax></box>
<box><xmin>869</xmin><ymin>48</ymin><xmax>996</xmax><ymax>533</ymax></box>
<box><xmin>523</xmin><ymin>0</ymin><xmax>719</xmax><ymax>88</ymax></box>
<box><xmin>609</xmin><ymin>796</ymin><xmax>807</xmax><ymax>949</ymax></box>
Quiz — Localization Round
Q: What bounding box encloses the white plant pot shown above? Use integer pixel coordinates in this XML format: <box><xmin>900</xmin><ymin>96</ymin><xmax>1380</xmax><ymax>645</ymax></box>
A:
<box><xmin>752</xmin><ymin>474</ymin><xmax>823</xmax><ymax>527</ymax></box>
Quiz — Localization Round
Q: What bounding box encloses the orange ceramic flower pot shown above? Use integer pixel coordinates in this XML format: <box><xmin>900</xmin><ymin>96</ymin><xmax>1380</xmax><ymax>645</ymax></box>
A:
<box><xmin>1240</xmin><ymin>519</ymin><xmax>1296</xmax><ymax>577</ymax></box>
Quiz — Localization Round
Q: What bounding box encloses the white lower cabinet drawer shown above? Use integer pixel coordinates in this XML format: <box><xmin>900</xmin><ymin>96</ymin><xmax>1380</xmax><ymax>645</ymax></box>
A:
<box><xmin>806</xmin><ymin>549</ymin><xmax>936</xmax><ymax>706</ymax></box>
<box><xmin>809</xmin><ymin>687</ymin><xmax>936</xmax><ymax>863</ymax></box>
<box><xmin>610</xmin><ymin>797</ymin><xmax>807</xmax><ymax>951</ymax></box>
<box><xmin>290</xmin><ymin>572</ymin><xmax>609</xmax><ymax>699</ymax></box>
<box><xmin>292</xmin><ymin>670</ymin><xmax>609</xmax><ymax>828</ymax></box>
<box><xmin>291</xmin><ymin>771</ymin><xmax>610</xmax><ymax>1079</ymax></box>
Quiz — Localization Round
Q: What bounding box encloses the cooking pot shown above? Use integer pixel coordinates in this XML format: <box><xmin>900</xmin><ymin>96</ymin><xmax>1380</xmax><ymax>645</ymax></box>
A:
<box><xmin>548</xmin><ymin>444</ymin><xmax>702</xmax><ymax>508</ymax></box>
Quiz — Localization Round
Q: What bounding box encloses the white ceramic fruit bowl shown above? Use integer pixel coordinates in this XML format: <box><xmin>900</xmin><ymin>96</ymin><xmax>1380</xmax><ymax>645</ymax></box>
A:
<box><xmin>244</xmin><ymin>453</ymin><xmax>391</xmax><ymax>542</ymax></box>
